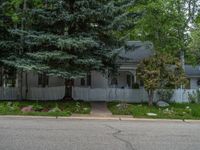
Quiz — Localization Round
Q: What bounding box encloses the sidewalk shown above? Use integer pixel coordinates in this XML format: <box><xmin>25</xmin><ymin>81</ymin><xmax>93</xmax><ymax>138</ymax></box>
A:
<box><xmin>90</xmin><ymin>102</ymin><xmax>112</xmax><ymax>117</ymax></box>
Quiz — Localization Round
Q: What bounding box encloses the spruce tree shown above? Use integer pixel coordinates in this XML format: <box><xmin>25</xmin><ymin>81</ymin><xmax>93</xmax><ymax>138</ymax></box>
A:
<box><xmin>3</xmin><ymin>0</ymin><xmax>137</xmax><ymax>99</ymax></box>
<box><xmin>0</xmin><ymin>1</ymin><xmax>21</xmax><ymax>63</ymax></box>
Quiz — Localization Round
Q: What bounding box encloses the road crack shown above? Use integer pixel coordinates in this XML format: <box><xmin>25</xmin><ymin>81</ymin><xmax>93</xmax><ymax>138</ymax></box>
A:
<box><xmin>105</xmin><ymin>124</ymin><xmax>136</xmax><ymax>150</ymax></box>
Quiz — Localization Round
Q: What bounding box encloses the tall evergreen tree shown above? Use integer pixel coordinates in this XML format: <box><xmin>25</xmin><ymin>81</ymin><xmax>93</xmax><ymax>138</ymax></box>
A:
<box><xmin>3</xmin><ymin>0</ymin><xmax>137</xmax><ymax>99</ymax></box>
<box><xmin>0</xmin><ymin>0</ymin><xmax>20</xmax><ymax>63</ymax></box>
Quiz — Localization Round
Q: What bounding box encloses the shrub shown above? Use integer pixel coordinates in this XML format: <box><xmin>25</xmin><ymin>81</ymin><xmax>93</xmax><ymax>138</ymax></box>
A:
<box><xmin>49</xmin><ymin>104</ymin><xmax>61</xmax><ymax>113</ymax></box>
<box><xmin>132</xmin><ymin>83</ymin><xmax>140</xmax><ymax>89</ymax></box>
<box><xmin>188</xmin><ymin>90</ymin><xmax>200</xmax><ymax>103</ymax></box>
<box><xmin>191</xmin><ymin>108</ymin><xmax>200</xmax><ymax>117</ymax></box>
<box><xmin>157</xmin><ymin>89</ymin><xmax>174</xmax><ymax>102</ymax></box>
<box><xmin>75</xmin><ymin>102</ymin><xmax>81</xmax><ymax>113</ymax></box>
<box><xmin>32</xmin><ymin>104</ymin><xmax>44</xmax><ymax>111</ymax></box>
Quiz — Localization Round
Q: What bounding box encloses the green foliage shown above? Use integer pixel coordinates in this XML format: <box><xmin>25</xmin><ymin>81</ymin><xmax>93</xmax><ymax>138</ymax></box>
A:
<box><xmin>131</xmin><ymin>0</ymin><xmax>199</xmax><ymax>61</ymax></box>
<box><xmin>189</xmin><ymin>23</ymin><xmax>200</xmax><ymax>64</ymax></box>
<box><xmin>156</xmin><ymin>89</ymin><xmax>174</xmax><ymax>103</ymax></box>
<box><xmin>137</xmin><ymin>54</ymin><xmax>188</xmax><ymax>105</ymax></box>
<box><xmin>108</xmin><ymin>102</ymin><xmax>200</xmax><ymax>119</ymax></box>
<box><xmin>0</xmin><ymin>101</ymin><xmax>91</xmax><ymax>116</ymax></box>
<box><xmin>49</xmin><ymin>104</ymin><xmax>62</xmax><ymax>113</ymax></box>
<box><xmin>0</xmin><ymin>102</ymin><xmax>20</xmax><ymax>112</ymax></box>
<box><xmin>75</xmin><ymin>102</ymin><xmax>81</xmax><ymax>113</ymax></box>
<box><xmin>32</xmin><ymin>104</ymin><xmax>43</xmax><ymax>111</ymax></box>
<box><xmin>188</xmin><ymin>90</ymin><xmax>200</xmax><ymax>103</ymax></box>
<box><xmin>132</xmin><ymin>83</ymin><xmax>140</xmax><ymax>89</ymax></box>
<box><xmin>1</xmin><ymin>0</ymin><xmax>138</xmax><ymax>80</ymax></box>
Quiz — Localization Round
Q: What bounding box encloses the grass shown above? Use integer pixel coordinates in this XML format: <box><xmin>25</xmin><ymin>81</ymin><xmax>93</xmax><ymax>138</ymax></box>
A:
<box><xmin>0</xmin><ymin>100</ymin><xmax>91</xmax><ymax>117</ymax></box>
<box><xmin>107</xmin><ymin>102</ymin><xmax>200</xmax><ymax>120</ymax></box>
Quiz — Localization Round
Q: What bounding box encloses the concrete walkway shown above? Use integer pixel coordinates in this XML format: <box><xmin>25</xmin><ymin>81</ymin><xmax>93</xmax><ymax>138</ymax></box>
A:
<box><xmin>90</xmin><ymin>102</ymin><xmax>113</xmax><ymax>117</ymax></box>
<box><xmin>72</xmin><ymin>102</ymin><xmax>132</xmax><ymax>119</ymax></box>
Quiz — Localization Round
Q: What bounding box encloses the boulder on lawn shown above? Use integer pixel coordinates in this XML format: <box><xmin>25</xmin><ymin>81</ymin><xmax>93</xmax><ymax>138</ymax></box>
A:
<box><xmin>157</xmin><ymin>101</ymin><xmax>169</xmax><ymax>107</ymax></box>
<box><xmin>21</xmin><ymin>106</ymin><xmax>33</xmax><ymax>112</ymax></box>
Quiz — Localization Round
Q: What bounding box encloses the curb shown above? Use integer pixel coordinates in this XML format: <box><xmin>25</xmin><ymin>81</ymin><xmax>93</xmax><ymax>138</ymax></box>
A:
<box><xmin>0</xmin><ymin>115</ymin><xmax>200</xmax><ymax>123</ymax></box>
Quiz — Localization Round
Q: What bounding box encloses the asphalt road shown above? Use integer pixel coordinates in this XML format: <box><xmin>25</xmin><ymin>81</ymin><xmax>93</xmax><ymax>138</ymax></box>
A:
<box><xmin>0</xmin><ymin>118</ymin><xmax>200</xmax><ymax>150</ymax></box>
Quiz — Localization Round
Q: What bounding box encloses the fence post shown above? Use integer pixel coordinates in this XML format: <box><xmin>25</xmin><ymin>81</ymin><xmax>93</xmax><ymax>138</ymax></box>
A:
<box><xmin>87</xmin><ymin>87</ymin><xmax>89</xmax><ymax>101</ymax></box>
<box><xmin>180</xmin><ymin>85</ymin><xmax>183</xmax><ymax>103</ymax></box>
<box><xmin>106</xmin><ymin>88</ymin><xmax>108</xmax><ymax>101</ymax></box>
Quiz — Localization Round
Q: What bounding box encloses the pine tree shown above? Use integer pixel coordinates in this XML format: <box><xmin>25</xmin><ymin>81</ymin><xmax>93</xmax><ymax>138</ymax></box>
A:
<box><xmin>3</xmin><ymin>0</ymin><xmax>137</xmax><ymax>99</ymax></box>
<box><xmin>0</xmin><ymin>0</ymin><xmax>21</xmax><ymax>63</ymax></box>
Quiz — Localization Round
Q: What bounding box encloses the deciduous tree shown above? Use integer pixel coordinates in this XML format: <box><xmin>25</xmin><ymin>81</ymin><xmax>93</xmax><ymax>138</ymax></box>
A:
<box><xmin>137</xmin><ymin>54</ymin><xmax>187</xmax><ymax>106</ymax></box>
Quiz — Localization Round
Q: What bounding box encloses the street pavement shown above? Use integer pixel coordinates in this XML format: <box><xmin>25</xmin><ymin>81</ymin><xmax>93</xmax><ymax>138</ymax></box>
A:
<box><xmin>0</xmin><ymin>117</ymin><xmax>200</xmax><ymax>150</ymax></box>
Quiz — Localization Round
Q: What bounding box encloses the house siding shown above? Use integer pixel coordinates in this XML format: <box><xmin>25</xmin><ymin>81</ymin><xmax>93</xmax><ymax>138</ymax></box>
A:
<box><xmin>190</xmin><ymin>78</ymin><xmax>200</xmax><ymax>89</ymax></box>
<box><xmin>91</xmin><ymin>71</ymin><xmax>108</xmax><ymax>88</ymax></box>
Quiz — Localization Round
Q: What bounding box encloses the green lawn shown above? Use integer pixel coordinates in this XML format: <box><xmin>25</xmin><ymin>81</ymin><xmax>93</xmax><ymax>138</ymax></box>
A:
<box><xmin>0</xmin><ymin>101</ymin><xmax>91</xmax><ymax>116</ymax></box>
<box><xmin>107</xmin><ymin>102</ymin><xmax>200</xmax><ymax>120</ymax></box>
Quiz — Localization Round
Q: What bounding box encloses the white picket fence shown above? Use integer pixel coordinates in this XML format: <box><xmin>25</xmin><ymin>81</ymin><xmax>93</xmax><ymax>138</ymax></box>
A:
<box><xmin>72</xmin><ymin>87</ymin><xmax>148</xmax><ymax>102</ymax></box>
<box><xmin>0</xmin><ymin>87</ymin><xmax>18</xmax><ymax>100</ymax></box>
<box><xmin>0</xmin><ymin>86</ymin><xmax>198</xmax><ymax>103</ymax></box>
<box><xmin>25</xmin><ymin>86</ymin><xmax>65</xmax><ymax>100</ymax></box>
<box><xmin>171</xmin><ymin>89</ymin><xmax>197</xmax><ymax>103</ymax></box>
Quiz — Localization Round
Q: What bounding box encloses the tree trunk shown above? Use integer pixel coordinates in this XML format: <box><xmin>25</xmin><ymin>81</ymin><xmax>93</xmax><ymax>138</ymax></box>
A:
<box><xmin>64</xmin><ymin>79</ymin><xmax>74</xmax><ymax>100</ymax></box>
<box><xmin>148</xmin><ymin>90</ymin><xmax>154</xmax><ymax>106</ymax></box>
<box><xmin>20</xmin><ymin>70</ymin><xmax>23</xmax><ymax>99</ymax></box>
<box><xmin>25</xmin><ymin>72</ymin><xmax>28</xmax><ymax>99</ymax></box>
<box><xmin>17</xmin><ymin>70</ymin><xmax>23</xmax><ymax>100</ymax></box>
<box><xmin>18</xmin><ymin>0</ymin><xmax>27</xmax><ymax>100</ymax></box>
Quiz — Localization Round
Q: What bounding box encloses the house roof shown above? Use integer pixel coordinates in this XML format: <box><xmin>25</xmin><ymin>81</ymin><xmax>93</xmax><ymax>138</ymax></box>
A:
<box><xmin>185</xmin><ymin>65</ymin><xmax>200</xmax><ymax>77</ymax></box>
<box><xmin>118</xmin><ymin>41</ymin><xmax>154</xmax><ymax>62</ymax></box>
<box><xmin>117</xmin><ymin>41</ymin><xmax>200</xmax><ymax>77</ymax></box>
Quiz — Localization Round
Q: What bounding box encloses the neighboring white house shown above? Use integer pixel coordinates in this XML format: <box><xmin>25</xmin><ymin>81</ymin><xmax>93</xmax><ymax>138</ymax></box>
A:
<box><xmin>0</xmin><ymin>41</ymin><xmax>199</xmax><ymax>102</ymax></box>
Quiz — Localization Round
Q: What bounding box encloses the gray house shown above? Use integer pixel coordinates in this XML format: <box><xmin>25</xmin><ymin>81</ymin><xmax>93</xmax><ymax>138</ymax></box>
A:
<box><xmin>185</xmin><ymin>65</ymin><xmax>200</xmax><ymax>89</ymax></box>
<box><xmin>0</xmin><ymin>41</ymin><xmax>199</xmax><ymax>101</ymax></box>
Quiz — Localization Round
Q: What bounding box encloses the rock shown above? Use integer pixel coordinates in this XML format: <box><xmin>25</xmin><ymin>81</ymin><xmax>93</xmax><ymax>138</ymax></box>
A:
<box><xmin>83</xmin><ymin>108</ymin><xmax>89</xmax><ymax>111</ymax></box>
<box><xmin>164</xmin><ymin>108</ymin><xmax>169</xmax><ymax>112</ymax></box>
<box><xmin>163</xmin><ymin>108</ymin><xmax>173</xmax><ymax>114</ymax></box>
<box><xmin>21</xmin><ymin>106</ymin><xmax>33</xmax><ymax>112</ymax></box>
<box><xmin>157</xmin><ymin>101</ymin><xmax>169</xmax><ymax>107</ymax></box>
<box><xmin>186</xmin><ymin>106</ymin><xmax>190</xmax><ymax>109</ymax></box>
<box><xmin>116</xmin><ymin>103</ymin><xmax>129</xmax><ymax>108</ymax></box>
<box><xmin>42</xmin><ymin>108</ymin><xmax>49</xmax><ymax>112</ymax></box>
<box><xmin>48</xmin><ymin>107</ymin><xmax>61</xmax><ymax>113</ymax></box>
<box><xmin>147</xmin><ymin>113</ymin><xmax>157</xmax><ymax>116</ymax></box>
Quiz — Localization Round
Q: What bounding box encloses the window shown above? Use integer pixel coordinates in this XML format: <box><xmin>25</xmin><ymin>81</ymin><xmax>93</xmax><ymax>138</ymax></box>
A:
<box><xmin>127</xmin><ymin>75</ymin><xmax>131</xmax><ymax>87</ymax></box>
<box><xmin>81</xmin><ymin>78</ymin><xmax>85</xmax><ymax>86</ymax></box>
<box><xmin>4</xmin><ymin>68</ymin><xmax>16</xmax><ymax>87</ymax></box>
<box><xmin>38</xmin><ymin>73</ymin><xmax>49</xmax><ymax>87</ymax></box>
<box><xmin>111</xmin><ymin>77</ymin><xmax>118</xmax><ymax>85</ymax></box>
<box><xmin>87</xmin><ymin>74</ymin><xmax>91</xmax><ymax>86</ymax></box>
<box><xmin>80</xmin><ymin>73</ymin><xmax>91</xmax><ymax>86</ymax></box>
<box><xmin>127</xmin><ymin>74</ymin><xmax>135</xmax><ymax>88</ymax></box>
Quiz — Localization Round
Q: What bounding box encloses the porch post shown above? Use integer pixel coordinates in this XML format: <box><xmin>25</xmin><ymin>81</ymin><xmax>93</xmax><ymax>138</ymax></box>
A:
<box><xmin>134</xmin><ymin>73</ymin><xmax>137</xmax><ymax>83</ymax></box>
